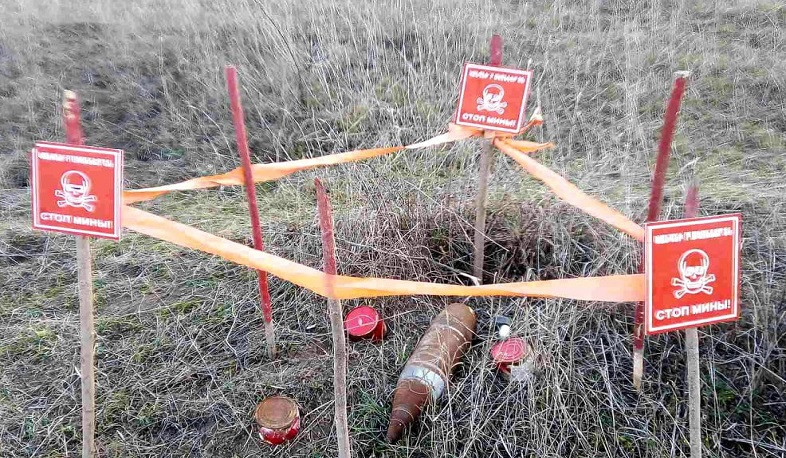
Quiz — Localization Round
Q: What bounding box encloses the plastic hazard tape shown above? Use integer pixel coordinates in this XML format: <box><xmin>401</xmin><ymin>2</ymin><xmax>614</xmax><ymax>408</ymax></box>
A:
<box><xmin>119</xmin><ymin>114</ymin><xmax>646</xmax><ymax>302</ymax></box>
<box><xmin>123</xmin><ymin>146</ymin><xmax>404</xmax><ymax>204</ymax></box>
<box><xmin>122</xmin><ymin>205</ymin><xmax>645</xmax><ymax>302</ymax></box>
<box><xmin>121</xmin><ymin>123</ymin><xmax>641</xmax><ymax>242</ymax></box>
<box><xmin>123</xmin><ymin>125</ymin><xmax>483</xmax><ymax>204</ymax></box>
<box><xmin>494</xmin><ymin>139</ymin><xmax>645</xmax><ymax>241</ymax></box>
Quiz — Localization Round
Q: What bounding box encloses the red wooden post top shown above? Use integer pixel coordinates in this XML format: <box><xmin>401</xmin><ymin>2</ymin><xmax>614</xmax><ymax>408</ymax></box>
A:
<box><xmin>490</xmin><ymin>35</ymin><xmax>502</xmax><ymax>66</ymax></box>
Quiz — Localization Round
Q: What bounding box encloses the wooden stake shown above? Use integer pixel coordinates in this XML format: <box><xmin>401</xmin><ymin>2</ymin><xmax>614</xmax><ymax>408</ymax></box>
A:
<box><xmin>64</xmin><ymin>91</ymin><xmax>96</xmax><ymax>458</ymax></box>
<box><xmin>471</xmin><ymin>35</ymin><xmax>503</xmax><ymax>283</ymax></box>
<box><xmin>225</xmin><ymin>66</ymin><xmax>276</xmax><ymax>358</ymax></box>
<box><xmin>633</xmin><ymin>71</ymin><xmax>690</xmax><ymax>389</ymax></box>
<box><xmin>685</xmin><ymin>327</ymin><xmax>701</xmax><ymax>455</ymax></box>
<box><xmin>683</xmin><ymin>184</ymin><xmax>701</xmax><ymax>458</ymax></box>
<box><xmin>76</xmin><ymin>236</ymin><xmax>96</xmax><ymax>458</ymax></box>
<box><xmin>472</xmin><ymin>137</ymin><xmax>494</xmax><ymax>281</ymax></box>
<box><xmin>314</xmin><ymin>178</ymin><xmax>351</xmax><ymax>458</ymax></box>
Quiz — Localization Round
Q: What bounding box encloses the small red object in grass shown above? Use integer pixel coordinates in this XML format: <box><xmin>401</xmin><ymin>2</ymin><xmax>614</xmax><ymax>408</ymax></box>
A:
<box><xmin>254</xmin><ymin>396</ymin><xmax>300</xmax><ymax>446</ymax></box>
<box><xmin>344</xmin><ymin>306</ymin><xmax>386</xmax><ymax>341</ymax></box>
<box><xmin>491</xmin><ymin>338</ymin><xmax>529</xmax><ymax>378</ymax></box>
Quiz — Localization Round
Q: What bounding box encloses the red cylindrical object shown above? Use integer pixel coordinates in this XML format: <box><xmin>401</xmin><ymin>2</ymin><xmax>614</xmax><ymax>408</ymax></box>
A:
<box><xmin>684</xmin><ymin>184</ymin><xmax>699</xmax><ymax>219</ymax></box>
<box><xmin>345</xmin><ymin>306</ymin><xmax>386</xmax><ymax>341</ymax></box>
<box><xmin>489</xmin><ymin>34</ymin><xmax>503</xmax><ymax>66</ymax></box>
<box><xmin>646</xmin><ymin>74</ymin><xmax>689</xmax><ymax>224</ymax></box>
<box><xmin>490</xmin><ymin>337</ymin><xmax>529</xmax><ymax>379</ymax></box>
<box><xmin>254</xmin><ymin>396</ymin><xmax>300</xmax><ymax>446</ymax></box>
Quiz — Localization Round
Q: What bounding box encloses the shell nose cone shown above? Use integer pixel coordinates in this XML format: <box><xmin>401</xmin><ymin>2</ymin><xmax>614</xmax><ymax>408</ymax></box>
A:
<box><xmin>385</xmin><ymin>417</ymin><xmax>406</xmax><ymax>443</ymax></box>
<box><xmin>386</xmin><ymin>379</ymin><xmax>431</xmax><ymax>443</ymax></box>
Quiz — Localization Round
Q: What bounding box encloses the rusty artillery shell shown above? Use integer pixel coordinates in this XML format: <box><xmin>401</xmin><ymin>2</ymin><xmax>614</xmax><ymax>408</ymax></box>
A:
<box><xmin>386</xmin><ymin>303</ymin><xmax>476</xmax><ymax>443</ymax></box>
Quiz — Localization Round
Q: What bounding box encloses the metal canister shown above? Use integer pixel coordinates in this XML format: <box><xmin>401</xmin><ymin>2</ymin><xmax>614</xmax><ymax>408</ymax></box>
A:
<box><xmin>490</xmin><ymin>337</ymin><xmax>529</xmax><ymax>379</ymax></box>
<box><xmin>344</xmin><ymin>305</ymin><xmax>386</xmax><ymax>341</ymax></box>
<box><xmin>254</xmin><ymin>396</ymin><xmax>300</xmax><ymax>445</ymax></box>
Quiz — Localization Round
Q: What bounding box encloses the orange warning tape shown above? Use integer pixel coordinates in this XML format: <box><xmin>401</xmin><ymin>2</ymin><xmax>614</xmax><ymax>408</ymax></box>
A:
<box><xmin>494</xmin><ymin>139</ymin><xmax>645</xmax><ymax>241</ymax></box>
<box><xmin>122</xmin><ymin>124</ymin><xmax>549</xmax><ymax>204</ymax></box>
<box><xmin>123</xmin><ymin>146</ymin><xmax>404</xmax><ymax>204</ymax></box>
<box><xmin>122</xmin><ymin>205</ymin><xmax>644</xmax><ymax>302</ymax></box>
<box><xmin>119</xmin><ymin>112</ymin><xmax>646</xmax><ymax>302</ymax></box>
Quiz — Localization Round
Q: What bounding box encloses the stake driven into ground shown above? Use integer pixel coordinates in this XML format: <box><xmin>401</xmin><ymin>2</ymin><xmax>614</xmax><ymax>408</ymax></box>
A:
<box><xmin>682</xmin><ymin>183</ymin><xmax>702</xmax><ymax>458</ymax></box>
<box><xmin>225</xmin><ymin>66</ymin><xmax>277</xmax><ymax>358</ymax></box>
<box><xmin>62</xmin><ymin>90</ymin><xmax>98</xmax><ymax>458</ymax></box>
<box><xmin>315</xmin><ymin>178</ymin><xmax>351</xmax><ymax>458</ymax></box>
<box><xmin>633</xmin><ymin>72</ymin><xmax>690</xmax><ymax>390</ymax></box>
<box><xmin>471</xmin><ymin>34</ymin><xmax>503</xmax><ymax>283</ymax></box>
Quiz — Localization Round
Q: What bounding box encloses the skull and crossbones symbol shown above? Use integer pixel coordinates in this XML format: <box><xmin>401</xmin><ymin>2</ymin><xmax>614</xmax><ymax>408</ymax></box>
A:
<box><xmin>476</xmin><ymin>84</ymin><xmax>508</xmax><ymax>115</ymax></box>
<box><xmin>671</xmin><ymin>249</ymin><xmax>715</xmax><ymax>299</ymax></box>
<box><xmin>55</xmin><ymin>170</ymin><xmax>97</xmax><ymax>212</ymax></box>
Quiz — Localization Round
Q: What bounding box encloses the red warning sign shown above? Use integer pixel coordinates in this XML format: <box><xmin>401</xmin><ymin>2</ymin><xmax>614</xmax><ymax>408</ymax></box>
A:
<box><xmin>454</xmin><ymin>63</ymin><xmax>533</xmax><ymax>133</ymax></box>
<box><xmin>645</xmin><ymin>214</ymin><xmax>742</xmax><ymax>334</ymax></box>
<box><xmin>31</xmin><ymin>141</ymin><xmax>123</xmax><ymax>240</ymax></box>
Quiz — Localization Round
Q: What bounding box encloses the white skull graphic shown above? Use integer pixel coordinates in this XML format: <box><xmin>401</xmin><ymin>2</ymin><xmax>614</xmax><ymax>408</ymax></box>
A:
<box><xmin>671</xmin><ymin>249</ymin><xmax>715</xmax><ymax>299</ymax></box>
<box><xmin>55</xmin><ymin>170</ymin><xmax>97</xmax><ymax>212</ymax></box>
<box><xmin>476</xmin><ymin>84</ymin><xmax>508</xmax><ymax>115</ymax></box>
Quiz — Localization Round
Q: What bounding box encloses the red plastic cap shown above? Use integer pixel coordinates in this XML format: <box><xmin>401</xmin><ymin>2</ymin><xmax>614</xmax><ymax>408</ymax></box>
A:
<box><xmin>345</xmin><ymin>306</ymin><xmax>380</xmax><ymax>338</ymax></box>
<box><xmin>491</xmin><ymin>337</ymin><xmax>528</xmax><ymax>364</ymax></box>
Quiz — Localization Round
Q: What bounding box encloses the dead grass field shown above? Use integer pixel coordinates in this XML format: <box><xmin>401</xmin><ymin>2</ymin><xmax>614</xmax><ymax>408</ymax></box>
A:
<box><xmin>1</xmin><ymin>0</ymin><xmax>784</xmax><ymax>456</ymax></box>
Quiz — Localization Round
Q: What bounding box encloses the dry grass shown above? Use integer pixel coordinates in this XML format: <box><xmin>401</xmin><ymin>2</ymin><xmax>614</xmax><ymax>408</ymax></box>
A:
<box><xmin>1</xmin><ymin>0</ymin><xmax>785</xmax><ymax>456</ymax></box>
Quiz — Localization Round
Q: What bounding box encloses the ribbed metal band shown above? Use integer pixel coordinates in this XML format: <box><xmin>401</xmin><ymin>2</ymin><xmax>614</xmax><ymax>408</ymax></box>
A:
<box><xmin>399</xmin><ymin>364</ymin><xmax>446</xmax><ymax>401</ymax></box>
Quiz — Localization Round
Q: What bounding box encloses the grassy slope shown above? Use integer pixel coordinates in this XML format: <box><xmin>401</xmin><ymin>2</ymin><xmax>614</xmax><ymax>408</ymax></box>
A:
<box><xmin>1</xmin><ymin>0</ymin><xmax>784</xmax><ymax>456</ymax></box>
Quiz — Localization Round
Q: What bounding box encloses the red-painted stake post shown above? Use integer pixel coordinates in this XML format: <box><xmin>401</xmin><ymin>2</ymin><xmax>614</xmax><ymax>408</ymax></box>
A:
<box><xmin>314</xmin><ymin>179</ymin><xmax>351</xmax><ymax>458</ymax></box>
<box><xmin>66</xmin><ymin>91</ymin><xmax>97</xmax><ymax>458</ymax></box>
<box><xmin>225</xmin><ymin>66</ymin><xmax>276</xmax><ymax>358</ymax></box>
<box><xmin>633</xmin><ymin>71</ymin><xmax>690</xmax><ymax>389</ymax></box>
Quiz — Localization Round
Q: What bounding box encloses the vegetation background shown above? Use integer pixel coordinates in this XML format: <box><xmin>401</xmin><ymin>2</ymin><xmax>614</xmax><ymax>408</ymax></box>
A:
<box><xmin>0</xmin><ymin>0</ymin><xmax>784</xmax><ymax>456</ymax></box>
